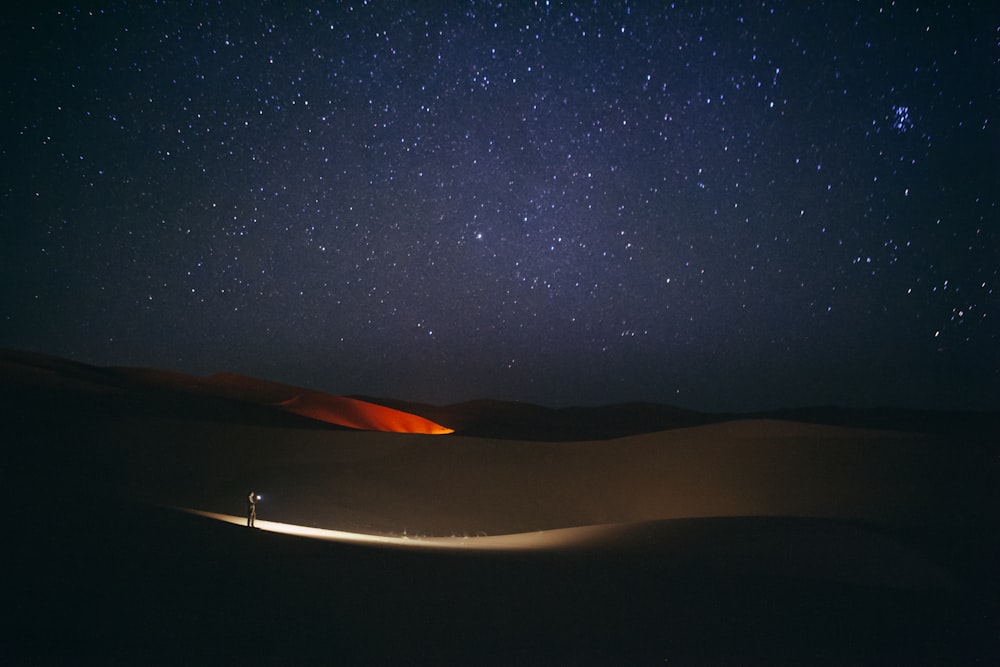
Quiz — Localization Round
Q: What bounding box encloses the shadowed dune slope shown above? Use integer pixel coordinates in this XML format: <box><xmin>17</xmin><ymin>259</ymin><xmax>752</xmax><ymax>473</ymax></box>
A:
<box><xmin>112</xmin><ymin>415</ymin><xmax>998</xmax><ymax>546</ymax></box>
<box><xmin>0</xmin><ymin>348</ymin><xmax>453</xmax><ymax>434</ymax></box>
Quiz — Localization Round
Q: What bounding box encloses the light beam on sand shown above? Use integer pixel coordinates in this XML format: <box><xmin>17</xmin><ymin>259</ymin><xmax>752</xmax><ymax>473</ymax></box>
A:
<box><xmin>179</xmin><ymin>508</ymin><xmax>606</xmax><ymax>551</ymax></box>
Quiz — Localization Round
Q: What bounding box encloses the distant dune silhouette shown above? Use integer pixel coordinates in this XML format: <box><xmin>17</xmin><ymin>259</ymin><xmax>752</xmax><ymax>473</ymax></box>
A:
<box><xmin>4</xmin><ymin>348</ymin><xmax>993</xmax><ymax>440</ymax></box>
<box><xmin>350</xmin><ymin>396</ymin><xmax>718</xmax><ymax>440</ymax></box>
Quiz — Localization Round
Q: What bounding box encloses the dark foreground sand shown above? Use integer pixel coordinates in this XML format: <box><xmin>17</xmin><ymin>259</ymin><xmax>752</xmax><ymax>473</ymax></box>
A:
<box><xmin>11</xmin><ymin>501</ymin><xmax>995</xmax><ymax>666</ymax></box>
<box><xmin>4</xmin><ymin>351</ymin><xmax>999</xmax><ymax>664</ymax></box>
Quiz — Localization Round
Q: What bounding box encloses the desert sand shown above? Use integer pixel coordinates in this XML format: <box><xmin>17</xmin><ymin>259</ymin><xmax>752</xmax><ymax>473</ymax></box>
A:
<box><xmin>4</xmin><ymin>349</ymin><xmax>998</xmax><ymax>664</ymax></box>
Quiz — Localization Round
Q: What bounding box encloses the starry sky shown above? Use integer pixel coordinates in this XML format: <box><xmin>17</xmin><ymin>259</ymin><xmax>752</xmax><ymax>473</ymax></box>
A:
<box><xmin>2</xmin><ymin>2</ymin><xmax>997</xmax><ymax>412</ymax></box>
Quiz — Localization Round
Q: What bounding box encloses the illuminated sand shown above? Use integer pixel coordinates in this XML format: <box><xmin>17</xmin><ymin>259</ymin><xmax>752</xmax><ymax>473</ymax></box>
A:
<box><xmin>178</xmin><ymin>507</ymin><xmax>959</xmax><ymax>591</ymax></box>
<box><xmin>180</xmin><ymin>507</ymin><xmax>614</xmax><ymax>551</ymax></box>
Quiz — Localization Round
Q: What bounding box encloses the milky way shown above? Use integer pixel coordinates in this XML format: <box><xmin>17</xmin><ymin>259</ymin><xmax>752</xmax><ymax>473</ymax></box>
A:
<box><xmin>2</xmin><ymin>2</ymin><xmax>997</xmax><ymax>410</ymax></box>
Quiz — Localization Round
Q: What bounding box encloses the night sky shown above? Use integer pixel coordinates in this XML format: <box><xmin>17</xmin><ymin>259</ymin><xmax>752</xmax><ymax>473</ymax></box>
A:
<box><xmin>2</xmin><ymin>2</ymin><xmax>997</xmax><ymax>412</ymax></box>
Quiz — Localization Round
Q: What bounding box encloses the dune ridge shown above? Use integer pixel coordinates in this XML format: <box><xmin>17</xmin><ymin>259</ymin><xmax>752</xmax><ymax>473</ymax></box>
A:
<box><xmin>0</xmin><ymin>348</ymin><xmax>453</xmax><ymax>434</ymax></box>
<box><xmin>272</xmin><ymin>392</ymin><xmax>454</xmax><ymax>433</ymax></box>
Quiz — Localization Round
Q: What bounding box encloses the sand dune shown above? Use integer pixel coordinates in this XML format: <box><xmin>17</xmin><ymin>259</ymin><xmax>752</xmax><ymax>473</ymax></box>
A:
<box><xmin>353</xmin><ymin>396</ymin><xmax>716</xmax><ymax>440</ymax></box>
<box><xmin>271</xmin><ymin>390</ymin><xmax>454</xmax><ymax>433</ymax></box>
<box><xmin>110</xmin><ymin>368</ymin><xmax>455</xmax><ymax>433</ymax></box>
<box><xmin>0</xmin><ymin>348</ymin><xmax>453</xmax><ymax>434</ymax></box>
<box><xmin>180</xmin><ymin>507</ymin><xmax>607</xmax><ymax>551</ymax></box>
<box><xmin>5</xmin><ymin>349</ymin><xmax>995</xmax><ymax>540</ymax></box>
<box><xmin>179</xmin><ymin>507</ymin><xmax>958</xmax><ymax>591</ymax></box>
<box><xmin>109</xmin><ymin>414</ymin><xmax>998</xmax><ymax>549</ymax></box>
<box><xmin>5</xmin><ymin>349</ymin><xmax>999</xmax><ymax>664</ymax></box>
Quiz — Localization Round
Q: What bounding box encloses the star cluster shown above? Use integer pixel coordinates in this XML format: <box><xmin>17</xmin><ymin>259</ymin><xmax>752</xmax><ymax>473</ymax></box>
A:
<box><xmin>2</xmin><ymin>2</ymin><xmax>997</xmax><ymax>410</ymax></box>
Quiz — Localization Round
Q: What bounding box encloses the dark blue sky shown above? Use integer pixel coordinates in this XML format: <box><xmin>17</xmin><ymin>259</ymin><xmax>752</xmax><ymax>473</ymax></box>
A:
<box><xmin>2</xmin><ymin>2</ymin><xmax>997</xmax><ymax>411</ymax></box>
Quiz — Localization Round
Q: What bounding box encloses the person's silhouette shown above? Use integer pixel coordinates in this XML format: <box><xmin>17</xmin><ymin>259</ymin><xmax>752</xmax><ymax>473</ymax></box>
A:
<box><xmin>247</xmin><ymin>490</ymin><xmax>258</xmax><ymax>528</ymax></box>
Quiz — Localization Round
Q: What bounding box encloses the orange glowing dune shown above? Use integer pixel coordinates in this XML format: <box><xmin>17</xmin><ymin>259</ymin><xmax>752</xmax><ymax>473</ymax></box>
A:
<box><xmin>196</xmin><ymin>372</ymin><xmax>453</xmax><ymax>434</ymax></box>
<box><xmin>274</xmin><ymin>392</ymin><xmax>454</xmax><ymax>434</ymax></box>
<box><xmin>0</xmin><ymin>351</ymin><xmax>456</xmax><ymax>435</ymax></box>
<box><xmin>106</xmin><ymin>368</ymin><xmax>454</xmax><ymax>435</ymax></box>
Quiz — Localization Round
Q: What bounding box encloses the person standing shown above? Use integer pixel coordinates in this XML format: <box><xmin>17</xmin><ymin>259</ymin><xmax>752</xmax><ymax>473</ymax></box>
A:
<box><xmin>247</xmin><ymin>490</ymin><xmax>258</xmax><ymax>528</ymax></box>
